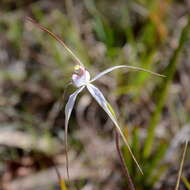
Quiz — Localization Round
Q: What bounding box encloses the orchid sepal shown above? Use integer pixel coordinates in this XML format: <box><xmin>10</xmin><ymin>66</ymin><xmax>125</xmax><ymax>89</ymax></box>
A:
<box><xmin>64</xmin><ymin>86</ymin><xmax>85</xmax><ymax>178</ymax></box>
<box><xmin>90</xmin><ymin>65</ymin><xmax>165</xmax><ymax>83</ymax></box>
<box><xmin>86</xmin><ymin>83</ymin><xmax>143</xmax><ymax>174</ymax></box>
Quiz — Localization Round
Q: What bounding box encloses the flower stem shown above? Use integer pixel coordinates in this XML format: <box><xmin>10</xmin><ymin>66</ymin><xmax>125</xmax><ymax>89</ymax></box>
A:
<box><xmin>115</xmin><ymin>130</ymin><xmax>135</xmax><ymax>190</ymax></box>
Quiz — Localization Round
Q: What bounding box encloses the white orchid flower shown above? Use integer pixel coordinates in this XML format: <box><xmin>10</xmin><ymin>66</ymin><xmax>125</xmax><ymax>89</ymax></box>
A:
<box><xmin>65</xmin><ymin>64</ymin><xmax>164</xmax><ymax>176</ymax></box>
<box><xmin>27</xmin><ymin>17</ymin><xmax>165</xmax><ymax>179</ymax></box>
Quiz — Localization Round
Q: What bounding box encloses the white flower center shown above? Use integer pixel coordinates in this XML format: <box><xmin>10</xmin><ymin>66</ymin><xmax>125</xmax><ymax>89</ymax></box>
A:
<box><xmin>72</xmin><ymin>66</ymin><xmax>90</xmax><ymax>87</ymax></box>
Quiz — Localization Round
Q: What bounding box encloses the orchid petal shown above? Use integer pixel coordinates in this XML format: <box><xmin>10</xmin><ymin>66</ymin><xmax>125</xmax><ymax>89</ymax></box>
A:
<box><xmin>87</xmin><ymin>84</ymin><xmax>143</xmax><ymax>174</ymax></box>
<box><xmin>64</xmin><ymin>86</ymin><xmax>85</xmax><ymax>178</ymax></box>
<box><xmin>90</xmin><ymin>65</ymin><xmax>165</xmax><ymax>82</ymax></box>
<box><xmin>72</xmin><ymin>69</ymin><xmax>90</xmax><ymax>87</ymax></box>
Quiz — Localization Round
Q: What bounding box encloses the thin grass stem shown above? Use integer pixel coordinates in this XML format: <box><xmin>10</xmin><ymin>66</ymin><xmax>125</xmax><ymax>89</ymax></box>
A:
<box><xmin>175</xmin><ymin>140</ymin><xmax>188</xmax><ymax>190</ymax></box>
<box><xmin>115</xmin><ymin>130</ymin><xmax>136</xmax><ymax>190</ymax></box>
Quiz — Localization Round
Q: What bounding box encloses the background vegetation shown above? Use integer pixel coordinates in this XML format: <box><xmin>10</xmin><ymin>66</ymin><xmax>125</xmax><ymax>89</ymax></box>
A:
<box><xmin>0</xmin><ymin>0</ymin><xmax>190</xmax><ymax>189</ymax></box>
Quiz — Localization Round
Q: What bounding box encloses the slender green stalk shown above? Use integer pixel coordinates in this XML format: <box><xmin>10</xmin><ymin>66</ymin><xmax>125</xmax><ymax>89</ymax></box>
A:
<box><xmin>143</xmin><ymin>14</ymin><xmax>190</xmax><ymax>158</ymax></box>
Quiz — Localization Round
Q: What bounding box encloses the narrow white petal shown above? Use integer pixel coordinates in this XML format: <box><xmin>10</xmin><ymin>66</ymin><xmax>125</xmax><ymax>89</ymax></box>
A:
<box><xmin>87</xmin><ymin>84</ymin><xmax>143</xmax><ymax>174</ymax></box>
<box><xmin>64</xmin><ymin>86</ymin><xmax>85</xmax><ymax>178</ymax></box>
<box><xmin>90</xmin><ymin>65</ymin><xmax>165</xmax><ymax>82</ymax></box>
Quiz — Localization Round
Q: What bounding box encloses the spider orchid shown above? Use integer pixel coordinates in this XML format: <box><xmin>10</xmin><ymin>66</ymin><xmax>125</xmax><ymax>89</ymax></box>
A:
<box><xmin>66</xmin><ymin>64</ymin><xmax>164</xmax><ymax>176</ymax></box>
<box><xmin>27</xmin><ymin>17</ymin><xmax>165</xmax><ymax>178</ymax></box>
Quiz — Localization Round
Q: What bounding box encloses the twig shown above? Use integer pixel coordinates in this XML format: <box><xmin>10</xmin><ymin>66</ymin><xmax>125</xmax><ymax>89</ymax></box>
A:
<box><xmin>115</xmin><ymin>130</ymin><xmax>135</xmax><ymax>190</ymax></box>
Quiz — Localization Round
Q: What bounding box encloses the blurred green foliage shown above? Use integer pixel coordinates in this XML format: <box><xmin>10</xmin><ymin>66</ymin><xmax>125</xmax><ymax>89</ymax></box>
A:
<box><xmin>0</xmin><ymin>0</ymin><xmax>190</xmax><ymax>189</ymax></box>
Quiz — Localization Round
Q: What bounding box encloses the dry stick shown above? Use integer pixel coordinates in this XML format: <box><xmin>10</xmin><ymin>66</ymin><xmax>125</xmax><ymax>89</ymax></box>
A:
<box><xmin>175</xmin><ymin>140</ymin><xmax>189</xmax><ymax>190</ymax></box>
<box><xmin>115</xmin><ymin>130</ymin><xmax>135</xmax><ymax>190</ymax></box>
<box><xmin>26</xmin><ymin>17</ymin><xmax>84</xmax><ymax>67</ymax></box>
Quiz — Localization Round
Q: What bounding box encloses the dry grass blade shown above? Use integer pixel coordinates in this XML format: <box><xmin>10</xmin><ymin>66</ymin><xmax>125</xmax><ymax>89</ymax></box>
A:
<box><xmin>175</xmin><ymin>140</ymin><xmax>188</xmax><ymax>190</ymax></box>
<box><xmin>26</xmin><ymin>17</ymin><xmax>84</xmax><ymax>67</ymax></box>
